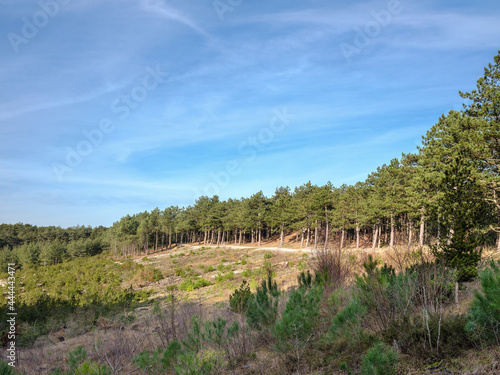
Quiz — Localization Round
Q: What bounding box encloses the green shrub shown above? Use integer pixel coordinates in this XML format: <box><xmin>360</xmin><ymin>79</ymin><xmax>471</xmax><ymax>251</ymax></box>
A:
<box><xmin>179</xmin><ymin>277</ymin><xmax>211</xmax><ymax>292</ymax></box>
<box><xmin>329</xmin><ymin>297</ymin><xmax>366</xmax><ymax>339</ymax></box>
<box><xmin>229</xmin><ymin>280</ymin><xmax>253</xmax><ymax>314</ymax></box>
<box><xmin>246</xmin><ymin>274</ymin><xmax>280</xmax><ymax>330</ymax></box>
<box><xmin>134</xmin><ymin>340</ymin><xmax>183</xmax><ymax>373</ymax></box>
<box><xmin>297</xmin><ymin>270</ymin><xmax>325</xmax><ymax>288</ymax></box>
<box><xmin>135</xmin><ymin>348</ymin><xmax>163</xmax><ymax>374</ymax></box>
<box><xmin>241</xmin><ymin>259</ymin><xmax>248</xmax><ymax>266</ymax></box>
<box><xmin>274</xmin><ymin>285</ymin><xmax>322</xmax><ymax>351</ymax></box>
<box><xmin>242</xmin><ymin>268</ymin><xmax>252</xmax><ymax>278</ymax></box>
<box><xmin>297</xmin><ymin>270</ymin><xmax>313</xmax><ymax>289</ymax></box>
<box><xmin>361</xmin><ymin>342</ymin><xmax>399</xmax><ymax>375</ymax></box>
<box><xmin>0</xmin><ymin>360</ymin><xmax>16</xmax><ymax>374</ymax></box>
<box><xmin>261</xmin><ymin>261</ymin><xmax>274</xmax><ymax>275</ymax></box>
<box><xmin>76</xmin><ymin>362</ymin><xmax>112</xmax><ymax>374</ymax></box>
<box><xmin>466</xmin><ymin>260</ymin><xmax>500</xmax><ymax>343</ymax></box>
<box><xmin>297</xmin><ymin>260</ymin><xmax>307</xmax><ymax>271</ymax></box>
<box><xmin>215</xmin><ymin>271</ymin><xmax>235</xmax><ymax>284</ymax></box>
<box><xmin>263</xmin><ymin>251</ymin><xmax>274</xmax><ymax>260</ymax></box>
<box><xmin>67</xmin><ymin>345</ymin><xmax>87</xmax><ymax>373</ymax></box>
<box><xmin>163</xmin><ymin>340</ymin><xmax>182</xmax><ymax>368</ymax></box>
<box><xmin>175</xmin><ymin>266</ymin><xmax>199</xmax><ymax>278</ymax></box>
<box><xmin>323</xmin><ymin>294</ymin><xmax>375</xmax><ymax>367</ymax></box>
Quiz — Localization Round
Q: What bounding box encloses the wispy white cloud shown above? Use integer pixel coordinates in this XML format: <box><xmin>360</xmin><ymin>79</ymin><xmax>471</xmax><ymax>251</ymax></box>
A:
<box><xmin>138</xmin><ymin>0</ymin><xmax>211</xmax><ymax>39</ymax></box>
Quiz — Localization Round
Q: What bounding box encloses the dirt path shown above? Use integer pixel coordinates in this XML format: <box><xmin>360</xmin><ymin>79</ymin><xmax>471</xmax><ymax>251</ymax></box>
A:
<box><xmin>188</xmin><ymin>244</ymin><xmax>314</xmax><ymax>253</ymax></box>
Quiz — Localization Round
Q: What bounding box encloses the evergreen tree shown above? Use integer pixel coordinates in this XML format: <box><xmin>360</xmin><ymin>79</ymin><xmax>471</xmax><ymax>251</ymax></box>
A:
<box><xmin>434</xmin><ymin>149</ymin><xmax>487</xmax><ymax>282</ymax></box>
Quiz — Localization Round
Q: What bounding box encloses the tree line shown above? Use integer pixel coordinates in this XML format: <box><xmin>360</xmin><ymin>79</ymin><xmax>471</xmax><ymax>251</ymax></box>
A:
<box><xmin>106</xmin><ymin>52</ymin><xmax>500</xmax><ymax>257</ymax></box>
<box><xmin>2</xmin><ymin>52</ymin><xmax>500</xmax><ymax>267</ymax></box>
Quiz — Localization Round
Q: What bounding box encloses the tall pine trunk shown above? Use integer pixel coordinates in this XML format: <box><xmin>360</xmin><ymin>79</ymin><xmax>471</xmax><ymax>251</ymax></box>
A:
<box><xmin>378</xmin><ymin>224</ymin><xmax>382</xmax><ymax>248</ymax></box>
<box><xmin>437</xmin><ymin>216</ymin><xmax>441</xmax><ymax>247</ymax></box>
<box><xmin>419</xmin><ymin>212</ymin><xmax>425</xmax><ymax>248</ymax></box>
<box><xmin>314</xmin><ymin>221</ymin><xmax>318</xmax><ymax>249</ymax></box>
<box><xmin>408</xmin><ymin>221</ymin><xmax>413</xmax><ymax>248</ymax></box>
<box><xmin>389</xmin><ymin>215</ymin><xmax>394</xmax><ymax>248</ymax></box>
<box><xmin>324</xmin><ymin>215</ymin><xmax>329</xmax><ymax>250</ymax></box>
<box><xmin>356</xmin><ymin>224</ymin><xmax>360</xmax><ymax>250</ymax></box>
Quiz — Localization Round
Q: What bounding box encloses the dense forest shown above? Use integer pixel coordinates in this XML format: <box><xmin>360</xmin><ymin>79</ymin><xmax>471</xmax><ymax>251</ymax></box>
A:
<box><xmin>2</xmin><ymin>53</ymin><xmax>500</xmax><ymax>269</ymax></box>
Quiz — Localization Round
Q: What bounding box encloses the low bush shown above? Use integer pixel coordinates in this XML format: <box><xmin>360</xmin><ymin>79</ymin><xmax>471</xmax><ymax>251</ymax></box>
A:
<box><xmin>274</xmin><ymin>284</ymin><xmax>323</xmax><ymax>351</ymax></box>
<box><xmin>242</xmin><ymin>268</ymin><xmax>252</xmax><ymax>278</ymax></box>
<box><xmin>361</xmin><ymin>342</ymin><xmax>399</xmax><ymax>375</ymax></box>
<box><xmin>179</xmin><ymin>277</ymin><xmax>211</xmax><ymax>292</ymax></box>
<box><xmin>246</xmin><ymin>273</ymin><xmax>280</xmax><ymax>330</ymax></box>
<box><xmin>466</xmin><ymin>260</ymin><xmax>500</xmax><ymax>344</ymax></box>
<box><xmin>229</xmin><ymin>280</ymin><xmax>253</xmax><ymax>314</ymax></box>
<box><xmin>215</xmin><ymin>272</ymin><xmax>234</xmax><ymax>283</ymax></box>
<box><xmin>263</xmin><ymin>251</ymin><xmax>274</xmax><ymax>260</ymax></box>
<box><xmin>0</xmin><ymin>360</ymin><xmax>15</xmax><ymax>374</ymax></box>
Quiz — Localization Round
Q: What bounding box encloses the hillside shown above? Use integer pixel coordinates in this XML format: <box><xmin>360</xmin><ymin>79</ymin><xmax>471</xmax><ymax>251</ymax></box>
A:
<box><xmin>3</xmin><ymin>243</ymin><xmax>500</xmax><ymax>374</ymax></box>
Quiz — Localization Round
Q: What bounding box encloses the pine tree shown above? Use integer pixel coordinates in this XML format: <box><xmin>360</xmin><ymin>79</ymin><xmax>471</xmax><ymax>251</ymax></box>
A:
<box><xmin>433</xmin><ymin>148</ymin><xmax>486</xmax><ymax>282</ymax></box>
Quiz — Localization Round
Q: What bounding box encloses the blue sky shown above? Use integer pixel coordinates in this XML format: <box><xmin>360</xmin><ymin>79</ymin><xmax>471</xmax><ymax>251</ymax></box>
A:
<box><xmin>1</xmin><ymin>0</ymin><xmax>499</xmax><ymax>228</ymax></box>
